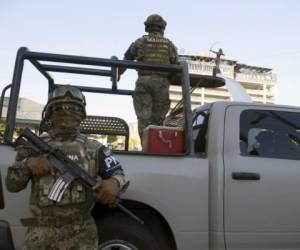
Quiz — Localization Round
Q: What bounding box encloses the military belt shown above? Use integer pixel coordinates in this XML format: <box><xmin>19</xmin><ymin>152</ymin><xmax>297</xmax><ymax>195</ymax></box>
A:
<box><xmin>20</xmin><ymin>215</ymin><xmax>90</xmax><ymax>228</ymax></box>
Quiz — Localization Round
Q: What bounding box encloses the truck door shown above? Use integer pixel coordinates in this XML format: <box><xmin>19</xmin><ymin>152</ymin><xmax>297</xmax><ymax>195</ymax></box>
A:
<box><xmin>224</xmin><ymin>106</ymin><xmax>300</xmax><ymax>249</ymax></box>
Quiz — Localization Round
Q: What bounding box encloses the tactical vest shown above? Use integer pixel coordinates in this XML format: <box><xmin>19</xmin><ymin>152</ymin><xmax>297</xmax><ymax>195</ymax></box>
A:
<box><xmin>137</xmin><ymin>34</ymin><xmax>172</xmax><ymax>76</ymax></box>
<box><xmin>30</xmin><ymin>134</ymin><xmax>100</xmax><ymax>217</ymax></box>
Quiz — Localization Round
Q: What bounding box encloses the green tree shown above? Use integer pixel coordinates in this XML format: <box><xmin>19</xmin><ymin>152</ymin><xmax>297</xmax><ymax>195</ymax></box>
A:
<box><xmin>0</xmin><ymin>123</ymin><xmax>5</xmax><ymax>143</ymax></box>
<box><xmin>107</xmin><ymin>135</ymin><xmax>117</xmax><ymax>144</ymax></box>
<box><xmin>0</xmin><ymin>123</ymin><xmax>22</xmax><ymax>143</ymax></box>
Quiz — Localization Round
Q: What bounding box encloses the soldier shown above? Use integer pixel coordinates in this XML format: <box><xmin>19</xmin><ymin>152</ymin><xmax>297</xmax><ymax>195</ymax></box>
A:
<box><xmin>6</xmin><ymin>85</ymin><xmax>127</xmax><ymax>250</ymax></box>
<box><xmin>123</xmin><ymin>14</ymin><xmax>179</xmax><ymax>141</ymax></box>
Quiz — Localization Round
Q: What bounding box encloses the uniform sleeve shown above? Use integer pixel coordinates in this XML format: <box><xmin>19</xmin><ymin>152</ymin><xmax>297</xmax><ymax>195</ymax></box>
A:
<box><xmin>124</xmin><ymin>42</ymin><xmax>136</xmax><ymax>61</ymax></box>
<box><xmin>5</xmin><ymin>146</ymin><xmax>33</xmax><ymax>192</ymax></box>
<box><xmin>169</xmin><ymin>41</ymin><xmax>179</xmax><ymax>64</ymax></box>
<box><xmin>97</xmin><ymin>145</ymin><xmax>124</xmax><ymax>179</ymax></box>
<box><xmin>124</xmin><ymin>38</ymin><xmax>144</xmax><ymax>61</ymax></box>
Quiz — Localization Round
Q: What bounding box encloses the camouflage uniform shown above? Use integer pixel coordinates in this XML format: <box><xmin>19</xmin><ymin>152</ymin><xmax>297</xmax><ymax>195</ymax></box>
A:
<box><xmin>6</xmin><ymin>86</ymin><xmax>126</xmax><ymax>250</ymax></box>
<box><xmin>124</xmin><ymin>14</ymin><xmax>178</xmax><ymax>140</ymax></box>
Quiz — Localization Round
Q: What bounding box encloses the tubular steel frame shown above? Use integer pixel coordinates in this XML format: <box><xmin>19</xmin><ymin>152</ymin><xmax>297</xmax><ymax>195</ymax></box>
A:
<box><xmin>0</xmin><ymin>84</ymin><xmax>12</xmax><ymax>122</ymax></box>
<box><xmin>4</xmin><ymin>47</ymin><xmax>193</xmax><ymax>154</ymax></box>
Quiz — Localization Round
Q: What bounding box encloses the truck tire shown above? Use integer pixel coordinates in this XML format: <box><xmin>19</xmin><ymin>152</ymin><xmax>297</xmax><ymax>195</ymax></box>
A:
<box><xmin>96</xmin><ymin>214</ymin><xmax>160</xmax><ymax>250</ymax></box>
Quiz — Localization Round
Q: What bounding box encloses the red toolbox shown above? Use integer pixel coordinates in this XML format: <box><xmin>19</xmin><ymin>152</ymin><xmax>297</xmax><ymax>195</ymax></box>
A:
<box><xmin>142</xmin><ymin>125</ymin><xmax>185</xmax><ymax>153</ymax></box>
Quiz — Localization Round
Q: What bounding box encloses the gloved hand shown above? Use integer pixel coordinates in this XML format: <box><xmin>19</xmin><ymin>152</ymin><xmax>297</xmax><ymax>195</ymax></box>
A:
<box><xmin>93</xmin><ymin>178</ymin><xmax>120</xmax><ymax>205</ymax></box>
<box><xmin>25</xmin><ymin>156</ymin><xmax>53</xmax><ymax>177</ymax></box>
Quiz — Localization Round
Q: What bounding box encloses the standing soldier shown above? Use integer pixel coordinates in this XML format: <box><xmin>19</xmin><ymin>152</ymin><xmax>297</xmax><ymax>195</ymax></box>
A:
<box><xmin>6</xmin><ymin>86</ymin><xmax>127</xmax><ymax>250</ymax></box>
<box><xmin>123</xmin><ymin>14</ymin><xmax>179</xmax><ymax>142</ymax></box>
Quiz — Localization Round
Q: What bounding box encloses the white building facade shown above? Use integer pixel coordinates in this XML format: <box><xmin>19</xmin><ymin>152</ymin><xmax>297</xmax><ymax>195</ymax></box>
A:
<box><xmin>170</xmin><ymin>54</ymin><xmax>277</xmax><ymax>110</ymax></box>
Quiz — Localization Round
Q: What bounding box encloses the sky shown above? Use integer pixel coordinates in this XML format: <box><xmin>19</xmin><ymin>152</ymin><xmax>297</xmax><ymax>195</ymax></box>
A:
<box><xmin>1</xmin><ymin>0</ymin><xmax>300</xmax><ymax>122</ymax></box>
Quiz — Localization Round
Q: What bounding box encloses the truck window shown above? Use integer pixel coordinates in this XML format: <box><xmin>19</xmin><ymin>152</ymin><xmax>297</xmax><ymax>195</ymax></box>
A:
<box><xmin>240</xmin><ymin>109</ymin><xmax>300</xmax><ymax>160</ymax></box>
<box><xmin>193</xmin><ymin>110</ymin><xmax>209</xmax><ymax>153</ymax></box>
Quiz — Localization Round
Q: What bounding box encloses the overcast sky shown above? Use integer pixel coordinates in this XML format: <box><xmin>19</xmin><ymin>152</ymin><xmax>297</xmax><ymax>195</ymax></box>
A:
<box><xmin>1</xmin><ymin>0</ymin><xmax>300</xmax><ymax>121</ymax></box>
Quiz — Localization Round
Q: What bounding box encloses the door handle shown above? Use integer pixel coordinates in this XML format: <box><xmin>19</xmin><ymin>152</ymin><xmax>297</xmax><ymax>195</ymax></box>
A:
<box><xmin>232</xmin><ymin>172</ymin><xmax>260</xmax><ymax>180</ymax></box>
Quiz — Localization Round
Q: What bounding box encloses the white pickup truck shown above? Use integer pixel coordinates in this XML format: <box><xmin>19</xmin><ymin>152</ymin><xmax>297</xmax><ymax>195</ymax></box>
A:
<box><xmin>1</xmin><ymin>48</ymin><xmax>300</xmax><ymax>250</ymax></box>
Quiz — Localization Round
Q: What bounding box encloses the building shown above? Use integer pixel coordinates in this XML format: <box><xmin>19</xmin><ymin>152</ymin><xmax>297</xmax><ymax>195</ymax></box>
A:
<box><xmin>169</xmin><ymin>54</ymin><xmax>277</xmax><ymax>110</ymax></box>
<box><xmin>0</xmin><ymin>97</ymin><xmax>44</xmax><ymax>130</ymax></box>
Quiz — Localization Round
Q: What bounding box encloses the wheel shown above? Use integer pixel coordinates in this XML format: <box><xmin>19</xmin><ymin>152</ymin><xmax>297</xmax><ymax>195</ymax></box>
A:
<box><xmin>99</xmin><ymin>240</ymin><xmax>138</xmax><ymax>250</ymax></box>
<box><xmin>96</xmin><ymin>213</ymin><xmax>160</xmax><ymax>250</ymax></box>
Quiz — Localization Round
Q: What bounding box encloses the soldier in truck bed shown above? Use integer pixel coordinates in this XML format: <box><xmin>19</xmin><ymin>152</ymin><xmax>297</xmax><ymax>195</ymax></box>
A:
<box><xmin>123</xmin><ymin>14</ymin><xmax>179</xmax><ymax>142</ymax></box>
<box><xmin>6</xmin><ymin>85</ymin><xmax>127</xmax><ymax>250</ymax></box>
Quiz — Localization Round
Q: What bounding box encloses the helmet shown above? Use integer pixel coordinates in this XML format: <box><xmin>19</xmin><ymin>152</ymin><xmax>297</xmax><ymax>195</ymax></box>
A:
<box><xmin>144</xmin><ymin>14</ymin><xmax>167</xmax><ymax>32</ymax></box>
<box><xmin>43</xmin><ymin>85</ymin><xmax>86</xmax><ymax>120</ymax></box>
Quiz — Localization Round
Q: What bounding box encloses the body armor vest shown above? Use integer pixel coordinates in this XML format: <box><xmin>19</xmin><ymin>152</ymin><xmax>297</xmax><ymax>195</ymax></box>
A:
<box><xmin>138</xmin><ymin>34</ymin><xmax>172</xmax><ymax>76</ymax></box>
<box><xmin>30</xmin><ymin>134</ymin><xmax>100</xmax><ymax>217</ymax></box>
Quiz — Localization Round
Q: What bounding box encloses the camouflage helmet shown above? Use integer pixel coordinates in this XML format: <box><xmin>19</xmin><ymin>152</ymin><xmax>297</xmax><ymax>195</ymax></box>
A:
<box><xmin>43</xmin><ymin>85</ymin><xmax>86</xmax><ymax>120</ymax></box>
<box><xmin>144</xmin><ymin>14</ymin><xmax>167</xmax><ymax>32</ymax></box>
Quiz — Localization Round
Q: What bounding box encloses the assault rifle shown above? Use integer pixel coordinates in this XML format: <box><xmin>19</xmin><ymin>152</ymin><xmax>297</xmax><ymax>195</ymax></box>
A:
<box><xmin>15</xmin><ymin>128</ymin><xmax>144</xmax><ymax>224</ymax></box>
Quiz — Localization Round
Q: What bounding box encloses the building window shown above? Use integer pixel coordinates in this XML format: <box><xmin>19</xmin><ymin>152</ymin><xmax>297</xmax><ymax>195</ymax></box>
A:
<box><xmin>240</xmin><ymin>109</ymin><xmax>300</xmax><ymax>160</ymax></box>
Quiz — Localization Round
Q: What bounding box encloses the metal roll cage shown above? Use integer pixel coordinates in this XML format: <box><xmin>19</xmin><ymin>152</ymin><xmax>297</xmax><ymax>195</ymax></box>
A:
<box><xmin>3</xmin><ymin>47</ymin><xmax>194</xmax><ymax>153</ymax></box>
